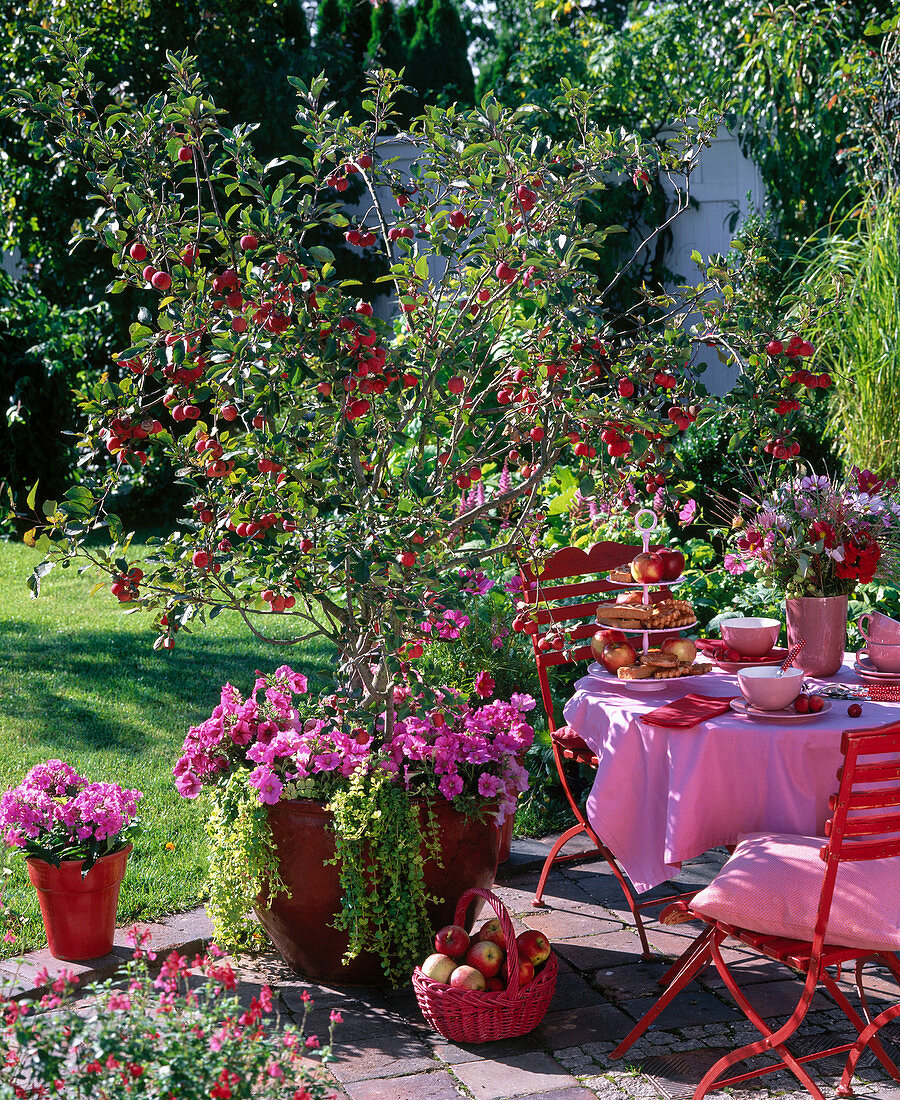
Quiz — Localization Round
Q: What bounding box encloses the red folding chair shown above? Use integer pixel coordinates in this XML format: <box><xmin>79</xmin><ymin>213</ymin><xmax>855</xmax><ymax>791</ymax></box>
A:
<box><xmin>516</xmin><ymin>541</ymin><xmax>685</xmax><ymax>959</ymax></box>
<box><xmin>609</xmin><ymin>720</ymin><xmax>900</xmax><ymax>1099</ymax></box>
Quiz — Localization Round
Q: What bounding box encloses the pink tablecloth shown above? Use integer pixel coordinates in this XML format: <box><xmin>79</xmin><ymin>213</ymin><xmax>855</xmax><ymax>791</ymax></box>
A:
<box><xmin>563</xmin><ymin>654</ymin><xmax>899</xmax><ymax>893</ymax></box>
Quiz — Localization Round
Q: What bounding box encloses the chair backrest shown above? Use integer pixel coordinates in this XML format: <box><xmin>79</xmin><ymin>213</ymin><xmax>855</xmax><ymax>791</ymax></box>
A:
<box><xmin>812</xmin><ymin>722</ymin><xmax>900</xmax><ymax>956</ymax></box>
<box><xmin>516</xmin><ymin>542</ymin><xmax>644</xmax><ymax>731</ymax></box>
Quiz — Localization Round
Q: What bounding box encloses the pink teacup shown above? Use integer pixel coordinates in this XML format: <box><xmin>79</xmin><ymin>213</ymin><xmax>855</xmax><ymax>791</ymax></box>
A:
<box><xmin>864</xmin><ymin>638</ymin><xmax>900</xmax><ymax>673</ymax></box>
<box><xmin>858</xmin><ymin>611</ymin><xmax>900</xmax><ymax>646</ymax></box>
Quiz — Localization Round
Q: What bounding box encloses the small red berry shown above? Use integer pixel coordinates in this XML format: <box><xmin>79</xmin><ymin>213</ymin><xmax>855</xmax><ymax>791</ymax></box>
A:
<box><xmin>240</xmin><ymin>234</ymin><xmax>259</xmax><ymax>251</ymax></box>
<box><xmin>129</xmin><ymin>242</ymin><xmax>148</xmax><ymax>262</ymax></box>
<box><xmin>848</xmin><ymin>703</ymin><xmax>862</xmax><ymax>717</ymax></box>
<box><xmin>151</xmin><ymin>271</ymin><xmax>172</xmax><ymax>291</ymax></box>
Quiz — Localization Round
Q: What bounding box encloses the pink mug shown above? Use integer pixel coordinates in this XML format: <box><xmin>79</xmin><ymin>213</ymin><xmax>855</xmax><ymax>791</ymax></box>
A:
<box><xmin>858</xmin><ymin>611</ymin><xmax>900</xmax><ymax>645</ymax></box>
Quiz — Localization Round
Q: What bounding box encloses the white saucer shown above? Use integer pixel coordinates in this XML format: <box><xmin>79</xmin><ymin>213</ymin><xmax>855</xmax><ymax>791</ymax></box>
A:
<box><xmin>729</xmin><ymin>698</ymin><xmax>833</xmax><ymax>722</ymax></box>
<box><xmin>855</xmin><ymin>652</ymin><xmax>900</xmax><ymax>681</ymax></box>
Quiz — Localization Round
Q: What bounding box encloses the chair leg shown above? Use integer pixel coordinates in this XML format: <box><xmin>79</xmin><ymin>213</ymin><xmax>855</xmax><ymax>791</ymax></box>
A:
<box><xmin>819</xmin><ymin>965</ymin><xmax>900</xmax><ymax>1084</ymax></box>
<box><xmin>694</xmin><ymin>939</ymin><xmax>824</xmax><ymax>1100</ymax></box>
<box><xmin>609</xmin><ymin>929</ymin><xmax>715</xmax><ymax>1060</ymax></box>
<box><xmin>532</xmin><ymin>823</ymin><xmax>590</xmax><ymax>906</ymax></box>
<box><xmin>657</xmin><ymin>925</ymin><xmax>714</xmax><ymax>989</ymax></box>
<box><xmin>838</xmin><ymin>1000</ymin><xmax>900</xmax><ymax>1097</ymax></box>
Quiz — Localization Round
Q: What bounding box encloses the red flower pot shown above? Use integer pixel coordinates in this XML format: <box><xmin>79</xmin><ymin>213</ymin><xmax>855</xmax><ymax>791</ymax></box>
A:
<box><xmin>256</xmin><ymin>800</ymin><xmax>500</xmax><ymax>984</ymax></box>
<box><xmin>26</xmin><ymin>843</ymin><xmax>132</xmax><ymax>961</ymax></box>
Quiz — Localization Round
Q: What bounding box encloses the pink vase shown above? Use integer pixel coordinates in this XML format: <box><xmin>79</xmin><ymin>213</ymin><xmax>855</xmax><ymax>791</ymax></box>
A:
<box><xmin>785</xmin><ymin>595</ymin><xmax>848</xmax><ymax>677</ymax></box>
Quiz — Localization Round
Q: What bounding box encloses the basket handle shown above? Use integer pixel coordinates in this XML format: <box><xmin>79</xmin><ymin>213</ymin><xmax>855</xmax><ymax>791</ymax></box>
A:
<box><xmin>453</xmin><ymin>886</ymin><xmax>522</xmax><ymax>998</ymax></box>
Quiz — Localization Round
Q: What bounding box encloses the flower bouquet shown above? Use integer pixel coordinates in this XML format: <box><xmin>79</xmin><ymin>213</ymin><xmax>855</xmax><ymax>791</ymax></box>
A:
<box><xmin>724</xmin><ymin>469</ymin><xmax>900</xmax><ymax>597</ymax></box>
<box><xmin>174</xmin><ymin>665</ymin><xmax>534</xmax><ymax>984</ymax></box>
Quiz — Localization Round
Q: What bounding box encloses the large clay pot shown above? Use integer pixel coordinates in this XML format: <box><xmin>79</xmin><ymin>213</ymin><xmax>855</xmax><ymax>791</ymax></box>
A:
<box><xmin>26</xmin><ymin>843</ymin><xmax>132</xmax><ymax>961</ymax></box>
<box><xmin>786</xmin><ymin>594</ymin><xmax>848</xmax><ymax>677</ymax></box>
<box><xmin>257</xmin><ymin>799</ymin><xmax>500</xmax><ymax>984</ymax></box>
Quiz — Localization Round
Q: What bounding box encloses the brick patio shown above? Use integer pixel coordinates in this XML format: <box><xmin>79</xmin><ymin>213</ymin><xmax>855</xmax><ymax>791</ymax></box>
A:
<box><xmin>5</xmin><ymin>834</ymin><xmax>900</xmax><ymax>1100</ymax></box>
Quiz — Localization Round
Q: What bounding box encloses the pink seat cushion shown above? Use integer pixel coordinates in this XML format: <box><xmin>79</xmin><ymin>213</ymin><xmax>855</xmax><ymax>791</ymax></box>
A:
<box><xmin>691</xmin><ymin>832</ymin><xmax>900</xmax><ymax>952</ymax></box>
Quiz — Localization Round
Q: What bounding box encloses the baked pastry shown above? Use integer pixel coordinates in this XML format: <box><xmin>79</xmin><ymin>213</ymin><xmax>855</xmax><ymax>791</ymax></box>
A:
<box><xmin>616</xmin><ymin>660</ymin><xmax>712</xmax><ymax>681</ymax></box>
<box><xmin>596</xmin><ymin>598</ymin><xmax>695</xmax><ymax>630</ymax></box>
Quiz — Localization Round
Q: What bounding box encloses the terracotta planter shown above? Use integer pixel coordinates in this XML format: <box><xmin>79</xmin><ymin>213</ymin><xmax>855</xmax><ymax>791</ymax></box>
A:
<box><xmin>257</xmin><ymin>800</ymin><xmax>500</xmax><ymax>984</ymax></box>
<box><xmin>26</xmin><ymin>843</ymin><xmax>132</xmax><ymax>961</ymax></box>
<box><xmin>786</xmin><ymin>594</ymin><xmax>848</xmax><ymax>677</ymax></box>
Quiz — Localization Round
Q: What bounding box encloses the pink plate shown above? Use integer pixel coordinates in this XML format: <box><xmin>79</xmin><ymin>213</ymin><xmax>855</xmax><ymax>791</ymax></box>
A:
<box><xmin>729</xmin><ymin>698</ymin><xmax>833</xmax><ymax>723</ymax></box>
<box><xmin>709</xmin><ymin>647</ymin><xmax>789</xmax><ymax>674</ymax></box>
<box><xmin>854</xmin><ymin>651</ymin><xmax>900</xmax><ymax>682</ymax></box>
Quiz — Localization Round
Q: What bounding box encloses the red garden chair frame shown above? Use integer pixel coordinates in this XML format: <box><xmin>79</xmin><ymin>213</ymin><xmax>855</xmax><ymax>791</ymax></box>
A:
<box><xmin>516</xmin><ymin>541</ymin><xmax>684</xmax><ymax>958</ymax></box>
<box><xmin>609</xmin><ymin>720</ymin><xmax>900</xmax><ymax>1099</ymax></box>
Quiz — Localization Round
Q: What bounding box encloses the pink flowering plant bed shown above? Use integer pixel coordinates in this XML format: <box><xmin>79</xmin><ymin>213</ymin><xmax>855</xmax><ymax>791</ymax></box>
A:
<box><xmin>0</xmin><ymin>760</ymin><xmax>141</xmax><ymax>875</ymax></box>
<box><xmin>175</xmin><ymin>663</ymin><xmax>534</xmax><ymax>984</ymax></box>
<box><xmin>0</xmin><ymin>928</ymin><xmax>337</xmax><ymax>1100</ymax></box>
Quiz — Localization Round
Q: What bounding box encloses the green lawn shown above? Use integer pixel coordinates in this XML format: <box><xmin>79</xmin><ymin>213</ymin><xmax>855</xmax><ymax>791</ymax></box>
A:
<box><xmin>0</xmin><ymin>539</ymin><xmax>333</xmax><ymax>957</ymax></box>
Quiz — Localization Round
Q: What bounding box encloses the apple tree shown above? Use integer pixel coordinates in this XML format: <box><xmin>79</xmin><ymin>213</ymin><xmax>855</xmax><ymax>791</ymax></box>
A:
<box><xmin>16</xmin><ymin>26</ymin><xmax>806</xmax><ymax>721</ymax></box>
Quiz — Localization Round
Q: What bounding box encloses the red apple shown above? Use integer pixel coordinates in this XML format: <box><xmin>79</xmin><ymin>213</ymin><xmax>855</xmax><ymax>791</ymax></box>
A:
<box><xmin>465</xmin><ymin>940</ymin><xmax>504</xmax><ymax>979</ymax></box>
<box><xmin>516</xmin><ymin>930</ymin><xmax>551</xmax><ymax>968</ymax></box>
<box><xmin>485</xmin><ymin>976</ymin><xmax>505</xmax><ymax>992</ymax></box>
<box><xmin>630</xmin><ymin>552</ymin><xmax>664</xmax><ymax>583</ymax></box>
<box><xmin>600</xmin><ymin>641</ymin><xmax>638</xmax><ymax>675</ymax></box>
<box><xmin>420</xmin><ymin>953</ymin><xmax>456</xmax><ymax>984</ymax></box>
<box><xmin>475</xmin><ymin>918</ymin><xmax>506</xmax><ymax>951</ymax></box>
<box><xmin>500</xmin><ymin>957</ymin><xmax>534</xmax><ymax>988</ymax></box>
<box><xmin>658</xmin><ymin>549</ymin><xmax>685</xmax><ymax>581</ymax></box>
<box><xmin>449</xmin><ymin>965</ymin><xmax>486</xmax><ymax>992</ymax></box>
<box><xmin>434</xmin><ymin>924</ymin><xmax>469</xmax><ymax>960</ymax></box>
<box><xmin>660</xmin><ymin>637</ymin><xmax>696</xmax><ymax>663</ymax></box>
<box><xmin>590</xmin><ymin>630</ymin><xmax>626</xmax><ymax>660</ymax></box>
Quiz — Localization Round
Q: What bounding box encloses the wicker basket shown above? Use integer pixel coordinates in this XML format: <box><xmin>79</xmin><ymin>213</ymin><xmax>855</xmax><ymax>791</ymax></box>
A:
<box><xmin>412</xmin><ymin>886</ymin><xmax>558</xmax><ymax>1043</ymax></box>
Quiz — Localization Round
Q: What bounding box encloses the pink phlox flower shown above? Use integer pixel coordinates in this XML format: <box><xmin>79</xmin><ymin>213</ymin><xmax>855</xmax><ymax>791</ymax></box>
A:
<box><xmin>330</xmin><ymin>1009</ymin><xmax>343</xmax><ymax>1024</ymax></box>
<box><xmin>107</xmin><ymin>992</ymin><xmax>131</xmax><ymax>1011</ymax></box>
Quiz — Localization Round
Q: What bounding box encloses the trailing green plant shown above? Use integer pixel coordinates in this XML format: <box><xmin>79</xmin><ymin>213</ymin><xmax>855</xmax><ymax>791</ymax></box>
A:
<box><xmin>327</xmin><ymin>768</ymin><xmax>443</xmax><ymax>986</ymax></box>
<box><xmin>796</xmin><ymin>183</ymin><xmax>900</xmax><ymax>479</ymax></box>
<box><xmin>204</xmin><ymin>770</ymin><xmax>282</xmax><ymax>952</ymax></box>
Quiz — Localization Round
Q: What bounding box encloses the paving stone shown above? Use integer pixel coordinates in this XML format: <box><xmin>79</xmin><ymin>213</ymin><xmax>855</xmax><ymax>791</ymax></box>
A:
<box><xmin>530</xmin><ymin>877</ymin><xmax>604</xmax><ymax>914</ymax></box>
<box><xmin>577</xmin><ymin>1075</ymin><xmax>630</xmax><ymax>1099</ymax></box>
<box><xmin>451</xmin><ymin>1051</ymin><xmax>581</xmax><ymax>1098</ymax></box>
<box><xmin>342</xmin><ymin>1068</ymin><xmax>465</xmax><ymax>1099</ymax></box>
<box><xmin>504</xmin><ymin>1088</ymin><xmax>602</xmax><ymax>1100</ymax></box>
<box><xmin>620</xmin><ymin>986</ymin><xmax>737</xmax><ymax>1029</ymax></box>
<box><xmin>523</xmin><ymin>910</ymin><xmax>623</xmax><ymax>941</ymax></box>
<box><xmin>531</xmin><ymin>1003</ymin><xmax>632</xmax><ymax>1048</ymax></box>
<box><xmin>549</xmin><ymin>971</ymin><xmax>607</xmax><ymax>1011</ymax></box>
<box><xmin>590</xmin><ymin>959</ymin><xmax>674</xmax><ymax>1003</ymax></box>
<box><xmin>552</xmin><ymin>933</ymin><xmax>648</xmax><ymax>973</ymax></box>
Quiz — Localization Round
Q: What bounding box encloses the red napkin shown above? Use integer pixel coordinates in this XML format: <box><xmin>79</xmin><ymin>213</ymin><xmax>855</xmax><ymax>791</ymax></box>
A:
<box><xmin>640</xmin><ymin>693</ymin><xmax>736</xmax><ymax>729</ymax></box>
<box><xmin>695</xmin><ymin>639</ymin><xmax>728</xmax><ymax>658</ymax></box>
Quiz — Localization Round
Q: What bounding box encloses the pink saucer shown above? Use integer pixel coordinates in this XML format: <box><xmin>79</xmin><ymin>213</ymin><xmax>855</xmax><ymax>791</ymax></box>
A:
<box><xmin>855</xmin><ymin>651</ymin><xmax>900</xmax><ymax>682</ymax></box>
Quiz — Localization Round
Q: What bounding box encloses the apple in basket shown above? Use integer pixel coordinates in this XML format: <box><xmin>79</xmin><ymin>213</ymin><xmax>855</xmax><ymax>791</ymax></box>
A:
<box><xmin>516</xmin><ymin>930</ymin><xmax>552</xmax><ymax>968</ymax></box>
<box><xmin>420</xmin><ymin>953</ymin><xmax>457</xmax><ymax>984</ymax></box>
<box><xmin>449</xmin><ymin>965</ymin><xmax>486</xmax><ymax>992</ymax></box>
<box><xmin>474</xmin><ymin>917</ymin><xmax>506</xmax><ymax>950</ymax></box>
<box><xmin>465</xmin><ymin>940</ymin><xmax>504</xmax><ymax>978</ymax></box>
<box><xmin>434</xmin><ymin>924</ymin><xmax>470</xmax><ymax>959</ymax></box>
<box><xmin>501</xmin><ymin>956</ymin><xmax>535</xmax><ymax>988</ymax></box>
<box><xmin>661</xmin><ymin>637</ymin><xmax>696</xmax><ymax>663</ymax></box>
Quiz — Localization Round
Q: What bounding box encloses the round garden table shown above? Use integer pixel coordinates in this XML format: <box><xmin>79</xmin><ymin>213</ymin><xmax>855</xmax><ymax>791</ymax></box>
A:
<box><xmin>563</xmin><ymin>653</ymin><xmax>899</xmax><ymax>893</ymax></box>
